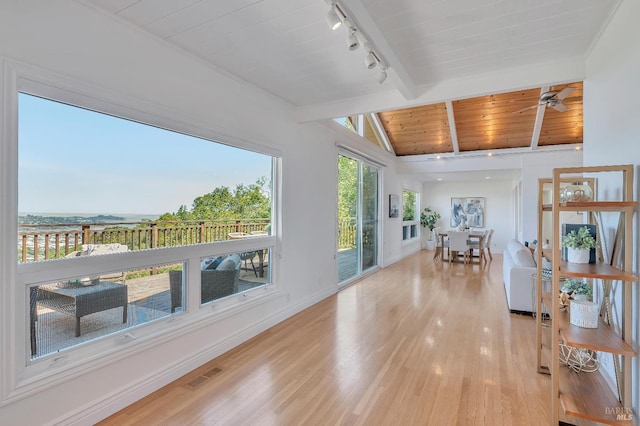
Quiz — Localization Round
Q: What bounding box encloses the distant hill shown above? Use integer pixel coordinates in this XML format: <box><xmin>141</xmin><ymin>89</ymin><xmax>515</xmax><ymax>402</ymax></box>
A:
<box><xmin>19</xmin><ymin>214</ymin><xmax>126</xmax><ymax>226</ymax></box>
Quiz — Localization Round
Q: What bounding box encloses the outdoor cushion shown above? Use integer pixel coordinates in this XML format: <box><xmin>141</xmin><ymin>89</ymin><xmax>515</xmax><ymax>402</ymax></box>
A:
<box><xmin>217</xmin><ymin>255</ymin><xmax>240</xmax><ymax>271</ymax></box>
<box><xmin>201</xmin><ymin>256</ymin><xmax>223</xmax><ymax>270</ymax></box>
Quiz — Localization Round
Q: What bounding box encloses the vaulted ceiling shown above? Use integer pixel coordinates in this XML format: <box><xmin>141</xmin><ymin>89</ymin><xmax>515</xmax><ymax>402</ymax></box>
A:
<box><xmin>81</xmin><ymin>0</ymin><xmax>613</xmax><ymax>159</ymax></box>
<box><xmin>379</xmin><ymin>81</ymin><xmax>583</xmax><ymax>156</ymax></box>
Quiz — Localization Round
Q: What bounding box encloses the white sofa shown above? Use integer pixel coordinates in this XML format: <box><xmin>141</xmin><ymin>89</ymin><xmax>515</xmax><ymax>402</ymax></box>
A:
<box><xmin>502</xmin><ymin>239</ymin><xmax>537</xmax><ymax>313</ymax></box>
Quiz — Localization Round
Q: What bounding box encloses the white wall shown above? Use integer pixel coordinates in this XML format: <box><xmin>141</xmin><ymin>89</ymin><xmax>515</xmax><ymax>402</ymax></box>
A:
<box><xmin>584</xmin><ymin>0</ymin><xmax>640</xmax><ymax>416</ymax></box>
<box><xmin>0</xmin><ymin>3</ymin><xmax>406</xmax><ymax>424</ymax></box>
<box><xmin>519</xmin><ymin>152</ymin><xmax>583</xmax><ymax>242</ymax></box>
<box><xmin>422</xmin><ymin>179</ymin><xmax>513</xmax><ymax>254</ymax></box>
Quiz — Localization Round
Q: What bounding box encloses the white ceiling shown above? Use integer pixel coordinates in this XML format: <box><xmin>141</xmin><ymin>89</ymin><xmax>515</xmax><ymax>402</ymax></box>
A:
<box><xmin>81</xmin><ymin>0</ymin><xmax>614</xmax><ymax>181</ymax></box>
<box><xmin>83</xmin><ymin>0</ymin><xmax>619</xmax><ymax>112</ymax></box>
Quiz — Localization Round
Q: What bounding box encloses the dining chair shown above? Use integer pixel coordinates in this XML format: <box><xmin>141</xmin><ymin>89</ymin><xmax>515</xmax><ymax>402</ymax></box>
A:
<box><xmin>448</xmin><ymin>230</ymin><xmax>471</xmax><ymax>263</ymax></box>
<box><xmin>467</xmin><ymin>229</ymin><xmax>489</xmax><ymax>263</ymax></box>
<box><xmin>432</xmin><ymin>227</ymin><xmax>447</xmax><ymax>260</ymax></box>
<box><xmin>484</xmin><ymin>229</ymin><xmax>495</xmax><ymax>260</ymax></box>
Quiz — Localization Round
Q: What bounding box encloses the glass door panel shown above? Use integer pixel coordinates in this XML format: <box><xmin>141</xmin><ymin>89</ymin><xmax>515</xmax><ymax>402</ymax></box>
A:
<box><xmin>361</xmin><ymin>163</ymin><xmax>378</xmax><ymax>272</ymax></box>
<box><xmin>338</xmin><ymin>154</ymin><xmax>379</xmax><ymax>284</ymax></box>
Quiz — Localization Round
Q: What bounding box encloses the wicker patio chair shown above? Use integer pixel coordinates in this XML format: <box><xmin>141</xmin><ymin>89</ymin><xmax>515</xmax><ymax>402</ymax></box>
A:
<box><xmin>169</xmin><ymin>254</ymin><xmax>241</xmax><ymax>312</ymax></box>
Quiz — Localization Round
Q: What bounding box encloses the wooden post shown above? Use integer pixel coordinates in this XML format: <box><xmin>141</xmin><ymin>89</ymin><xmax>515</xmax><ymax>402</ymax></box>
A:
<box><xmin>44</xmin><ymin>235</ymin><xmax>50</xmax><ymax>260</ymax></box>
<box><xmin>33</xmin><ymin>235</ymin><xmax>39</xmax><ymax>261</ymax></box>
<box><xmin>82</xmin><ymin>225</ymin><xmax>90</xmax><ymax>245</ymax></box>
<box><xmin>22</xmin><ymin>234</ymin><xmax>27</xmax><ymax>263</ymax></box>
<box><xmin>151</xmin><ymin>223</ymin><xmax>158</xmax><ymax>249</ymax></box>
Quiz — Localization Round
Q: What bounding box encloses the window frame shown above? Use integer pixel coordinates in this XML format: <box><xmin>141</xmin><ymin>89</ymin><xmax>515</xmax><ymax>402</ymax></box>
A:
<box><xmin>1</xmin><ymin>61</ymin><xmax>282</xmax><ymax>400</ymax></box>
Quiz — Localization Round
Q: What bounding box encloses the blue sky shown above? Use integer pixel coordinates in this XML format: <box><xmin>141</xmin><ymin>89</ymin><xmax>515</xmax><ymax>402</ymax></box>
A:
<box><xmin>18</xmin><ymin>94</ymin><xmax>272</xmax><ymax>216</ymax></box>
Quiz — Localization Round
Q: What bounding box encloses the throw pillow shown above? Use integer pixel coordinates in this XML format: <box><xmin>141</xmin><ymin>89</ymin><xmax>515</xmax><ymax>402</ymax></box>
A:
<box><xmin>201</xmin><ymin>256</ymin><xmax>223</xmax><ymax>271</ymax></box>
<box><xmin>514</xmin><ymin>247</ymin><xmax>536</xmax><ymax>268</ymax></box>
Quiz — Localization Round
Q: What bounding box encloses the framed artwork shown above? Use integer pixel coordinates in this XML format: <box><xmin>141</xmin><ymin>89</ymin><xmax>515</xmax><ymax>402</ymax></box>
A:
<box><xmin>389</xmin><ymin>194</ymin><xmax>400</xmax><ymax>218</ymax></box>
<box><xmin>451</xmin><ymin>197</ymin><xmax>485</xmax><ymax>227</ymax></box>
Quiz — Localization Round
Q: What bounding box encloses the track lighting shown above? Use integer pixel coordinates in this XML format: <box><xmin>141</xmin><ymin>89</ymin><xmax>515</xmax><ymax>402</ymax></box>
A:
<box><xmin>326</xmin><ymin>4</ymin><xmax>341</xmax><ymax>31</ymax></box>
<box><xmin>347</xmin><ymin>30</ymin><xmax>359</xmax><ymax>51</ymax></box>
<box><xmin>344</xmin><ymin>19</ymin><xmax>359</xmax><ymax>51</ymax></box>
<box><xmin>376</xmin><ymin>66</ymin><xmax>387</xmax><ymax>84</ymax></box>
<box><xmin>324</xmin><ymin>1</ymin><xmax>388</xmax><ymax>83</ymax></box>
<box><xmin>364</xmin><ymin>45</ymin><xmax>377</xmax><ymax>69</ymax></box>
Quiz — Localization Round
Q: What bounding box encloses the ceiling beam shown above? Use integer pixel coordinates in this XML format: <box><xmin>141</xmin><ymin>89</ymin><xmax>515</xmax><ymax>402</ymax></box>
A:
<box><xmin>369</xmin><ymin>113</ymin><xmax>395</xmax><ymax>154</ymax></box>
<box><xmin>445</xmin><ymin>101</ymin><xmax>460</xmax><ymax>154</ymax></box>
<box><xmin>295</xmin><ymin>57</ymin><xmax>585</xmax><ymax>122</ymax></box>
<box><xmin>530</xmin><ymin>86</ymin><xmax>549</xmax><ymax>149</ymax></box>
<box><xmin>338</xmin><ymin>0</ymin><xmax>419</xmax><ymax>100</ymax></box>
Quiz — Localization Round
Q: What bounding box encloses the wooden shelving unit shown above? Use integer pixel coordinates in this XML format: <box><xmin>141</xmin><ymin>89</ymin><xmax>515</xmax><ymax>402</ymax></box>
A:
<box><xmin>537</xmin><ymin>165</ymin><xmax>637</xmax><ymax>425</ymax></box>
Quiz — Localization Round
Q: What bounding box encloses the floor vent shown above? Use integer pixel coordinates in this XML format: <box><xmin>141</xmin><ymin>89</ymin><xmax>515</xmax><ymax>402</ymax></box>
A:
<box><xmin>187</xmin><ymin>375</ymin><xmax>208</xmax><ymax>388</ymax></box>
<box><xmin>186</xmin><ymin>367</ymin><xmax>223</xmax><ymax>388</ymax></box>
<box><xmin>204</xmin><ymin>367</ymin><xmax>223</xmax><ymax>378</ymax></box>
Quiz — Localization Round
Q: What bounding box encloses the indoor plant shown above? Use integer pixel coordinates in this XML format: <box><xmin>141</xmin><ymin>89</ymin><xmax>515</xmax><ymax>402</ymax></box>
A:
<box><xmin>561</xmin><ymin>225</ymin><xmax>599</xmax><ymax>263</ymax></box>
<box><xmin>561</xmin><ymin>279</ymin><xmax>593</xmax><ymax>301</ymax></box>
<box><xmin>420</xmin><ymin>207</ymin><xmax>441</xmax><ymax>250</ymax></box>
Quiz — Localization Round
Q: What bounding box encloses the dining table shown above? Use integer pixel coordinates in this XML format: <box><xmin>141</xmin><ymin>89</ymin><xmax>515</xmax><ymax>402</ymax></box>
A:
<box><xmin>435</xmin><ymin>230</ymin><xmax>485</xmax><ymax>263</ymax></box>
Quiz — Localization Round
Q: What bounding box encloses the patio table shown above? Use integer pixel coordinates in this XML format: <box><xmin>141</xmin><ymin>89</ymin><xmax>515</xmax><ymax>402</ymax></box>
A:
<box><xmin>34</xmin><ymin>281</ymin><xmax>128</xmax><ymax>344</ymax></box>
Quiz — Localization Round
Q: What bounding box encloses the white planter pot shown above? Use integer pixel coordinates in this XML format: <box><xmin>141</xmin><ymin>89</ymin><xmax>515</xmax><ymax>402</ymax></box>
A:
<box><xmin>425</xmin><ymin>240</ymin><xmax>435</xmax><ymax>251</ymax></box>
<box><xmin>567</xmin><ymin>248</ymin><xmax>590</xmax><ymax>264</ymax></box>
<box><xmin>570</xmin><ymin>300</ymin><xmax>598</xmax><ymax>328</ymax></box>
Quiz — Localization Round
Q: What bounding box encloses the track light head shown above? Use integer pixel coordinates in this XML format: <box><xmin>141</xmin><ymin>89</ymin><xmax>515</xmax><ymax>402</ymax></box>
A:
<box><xmin>347</xmin><ymin>29</ymin><xmax>359</xmax><ymax>51</ymax></box>
<box><xmin>364</xmin><ymin>46</ymin><xmax>377</xmax><ymax>69</ymax></box>
<box><xmin>376</xmin><ymin>67</ymin><xmax>387</xmax><ymax>84</ymax></box>
<box><xmin>326</xmin><ymin>5</ymin><xmax>342</xmax><ymax>31</ymax></box>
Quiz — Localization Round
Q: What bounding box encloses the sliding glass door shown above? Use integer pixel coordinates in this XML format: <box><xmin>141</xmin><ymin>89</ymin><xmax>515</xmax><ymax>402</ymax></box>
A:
<box><xmin>338</xmin><ymin>154</ymin><xmax>379</xmax><ymax>284</ymax></box>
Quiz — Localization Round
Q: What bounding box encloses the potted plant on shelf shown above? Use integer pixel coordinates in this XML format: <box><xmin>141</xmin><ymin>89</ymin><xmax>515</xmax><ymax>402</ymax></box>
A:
<box><xmin>561</xmin><ymin>225</ymin><xmax>599</xmax><ymax>264</ymax></box>
<box><xmin>420</xmin><ymin>207</ymin><xmax>441</xmax><ymax>250</ymax></box>
<box><xmin>561</xmin><ymin>279</ymin><xmax>593</xmax><ymax>301</ymax></box>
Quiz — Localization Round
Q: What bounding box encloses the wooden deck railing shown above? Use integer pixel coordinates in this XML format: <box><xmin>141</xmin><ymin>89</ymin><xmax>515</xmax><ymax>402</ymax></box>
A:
<box><xmin>338</xmin><ymin>218</ymin><xmax>356</xmax><ymax>250</ymax></box>
<box><xmin>19</xmin><ymin>217</ymin><xmax>359</xmax><ymax>262</ymax></box>
<box><xmin>18</xmin><ymin>219</ymin><xmax>270</xmax><ymax>263</ymax></box>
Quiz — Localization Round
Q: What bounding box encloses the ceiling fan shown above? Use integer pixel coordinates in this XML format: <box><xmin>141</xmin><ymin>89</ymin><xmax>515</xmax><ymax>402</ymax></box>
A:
<box><xmin>513</xmin><ymin>87</ymin><xmax>576</xmax><ymax>113</ymax></box>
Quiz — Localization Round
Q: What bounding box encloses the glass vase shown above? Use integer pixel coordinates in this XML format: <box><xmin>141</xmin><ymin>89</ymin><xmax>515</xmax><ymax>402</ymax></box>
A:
<box><xmin>561</xmin><ymin>182</ymin><xmax>593</xmax><ymax>202</ymax></box>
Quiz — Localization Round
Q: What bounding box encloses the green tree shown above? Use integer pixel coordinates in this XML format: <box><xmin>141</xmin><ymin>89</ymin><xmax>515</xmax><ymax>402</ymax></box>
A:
<box><xmin>338</xmin><ymin>155</ymin><xmax>357</xmax><ymax>220</ymax></box>
<box><xmin>158</xmin><ymin>177</ymin><xmax>271</xmax><ymax>223</ymax></box>
<box><xmin>402</xmin><ymin>190</ymin><xmax>416</xmax><ymax>221</ymax></box>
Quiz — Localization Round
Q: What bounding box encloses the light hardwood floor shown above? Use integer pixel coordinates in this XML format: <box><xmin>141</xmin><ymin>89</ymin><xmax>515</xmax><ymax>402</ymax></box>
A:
<box><xmin>99</xmin><ymin>252</ymin><xmax>554</xmax><ymax>425</ymax></box>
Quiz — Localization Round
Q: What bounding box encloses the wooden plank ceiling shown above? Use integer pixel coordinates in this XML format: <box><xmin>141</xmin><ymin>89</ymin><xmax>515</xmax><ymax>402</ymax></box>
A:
<box><xmin>378</xmin><ymin>82</ymin><xmax>583</xmax><ymax>156</ymax></box>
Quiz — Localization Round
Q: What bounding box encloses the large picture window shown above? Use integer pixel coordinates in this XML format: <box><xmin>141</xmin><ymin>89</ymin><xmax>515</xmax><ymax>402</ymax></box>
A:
<box><xmin>17</xmin><ymin>92</ymin><xmax>276</xmax><ymax>362</ymax></box>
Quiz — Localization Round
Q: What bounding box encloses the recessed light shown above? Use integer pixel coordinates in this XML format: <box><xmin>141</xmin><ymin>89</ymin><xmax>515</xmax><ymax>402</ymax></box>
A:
<box><xmin>485</xmin><ymin>176</ymin><xmax>491</xmax><ymax>180</ymax></box>
<box><xmin>436</xmin><ymin>155</ymin><xmax>441</xmax><ymax>160</ymax></box>
<box><xmin>575</xmin><ymin>146</ymin><xmax>582</xmax><ymax>151</ymax></box>
<box><xmin>437</xmin><ymin>178</ymin><xmax>442</xmax><ymax>181</ymax></box>
<box><xmin>487</xmin><ymin>152</ymin><xmax>493</xmax><ymax>157</ymax></box>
